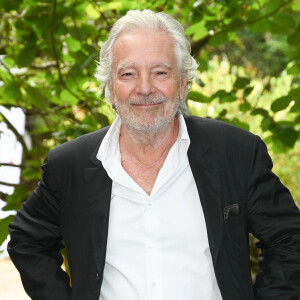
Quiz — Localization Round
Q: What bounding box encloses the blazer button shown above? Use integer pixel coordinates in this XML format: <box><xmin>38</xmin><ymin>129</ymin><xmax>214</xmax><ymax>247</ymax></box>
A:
<box><xmin>96</xmin><ymin>273</ymin><xmax>100</xmax><ymax>281</ymax></box>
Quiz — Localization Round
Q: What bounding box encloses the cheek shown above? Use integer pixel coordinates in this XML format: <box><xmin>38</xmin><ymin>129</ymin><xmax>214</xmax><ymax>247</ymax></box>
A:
<box><xmin>157</xmin><ymin>81</ymin><xmax>177</xmax><ymax>96</ymax></box>
<box><xmin>114</xmin><ymin>82</ymin><xmax>136</xmax><ymax>100</ymax></box>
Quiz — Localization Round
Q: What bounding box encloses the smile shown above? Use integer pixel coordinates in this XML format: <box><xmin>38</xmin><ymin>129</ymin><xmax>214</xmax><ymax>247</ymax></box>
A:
<box><xmin>132</xmin><ymin>102</ymin><xmax>163</xmax><ymax>107</ymax></box>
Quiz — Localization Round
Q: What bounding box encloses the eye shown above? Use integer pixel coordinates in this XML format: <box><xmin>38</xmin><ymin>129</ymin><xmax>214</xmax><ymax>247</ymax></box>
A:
<box><xmin>119</xmin><ymin>71</ymin><xmax>136</xmax><ymax>80</ymax></box>
<box><xmin>122</xmin><ymin>72</ymin><xmax>133</xmax><ymax>77</ymax></box>
<box><xmin>154</xmin><ymin>70</ymin><xmax>168</xmax><ymax>78</ymax></box>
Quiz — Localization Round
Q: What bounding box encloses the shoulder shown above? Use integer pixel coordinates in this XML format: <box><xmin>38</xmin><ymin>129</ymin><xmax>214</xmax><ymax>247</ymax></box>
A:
<box><xmin>185</xmin><ymin>115</ymin><xmax>253</xmax><ymax>137</ymax></box>
<box><xmin>46</xmin><ymin>126</ymin><xmax>110</xmax><ymax>166</ymax></box>
<box><xmin>185</xmin><ymin>115</ymin><xmax>257</xmax><ymax>147</ymax></box>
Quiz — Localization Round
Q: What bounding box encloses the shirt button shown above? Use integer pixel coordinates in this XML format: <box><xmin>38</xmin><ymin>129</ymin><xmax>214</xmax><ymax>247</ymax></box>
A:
<box><xmin>146</xmin><ymin>203</ymin><xmax>152</xmax><ymax>209</ymax></box>
<box><xmin>152</xmin><ymin>282</ymin><xmax>156</xmax><ymax>287</ymax></box>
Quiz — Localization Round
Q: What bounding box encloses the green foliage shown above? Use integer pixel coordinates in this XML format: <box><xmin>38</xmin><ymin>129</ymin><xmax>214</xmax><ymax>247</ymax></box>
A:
<box><xmin>0</xmin><ymin>0</ymin><xmax>299</xmax><ymax>279</ymax></box>
<box><xmin>0</xmin><ymin>215</ymin><xmax>15</xmax><ymax>249</ymax></box>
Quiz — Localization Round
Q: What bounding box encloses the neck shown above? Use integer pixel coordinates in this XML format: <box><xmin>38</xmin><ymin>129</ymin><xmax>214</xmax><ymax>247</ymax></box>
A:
<box><xmin>119</xmin><ymin>117</ymin><xmax>179</xmax><ymax>166</ymax></box>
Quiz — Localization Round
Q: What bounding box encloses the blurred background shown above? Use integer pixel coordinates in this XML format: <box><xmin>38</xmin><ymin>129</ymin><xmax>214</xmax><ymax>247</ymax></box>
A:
<box><xmin>0</xmin><ymin>0</ymin><xmax>299</xmax><ymax>298</ymax></box>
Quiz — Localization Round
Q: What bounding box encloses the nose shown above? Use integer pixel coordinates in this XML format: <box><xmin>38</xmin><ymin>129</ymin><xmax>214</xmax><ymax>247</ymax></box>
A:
<box><xmin>136</xmin><ymin>72</ymin><xmax>155</xmax><ymax>96</ymax></box>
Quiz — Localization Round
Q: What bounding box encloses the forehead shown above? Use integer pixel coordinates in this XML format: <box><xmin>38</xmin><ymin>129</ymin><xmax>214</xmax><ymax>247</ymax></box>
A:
<box><xmin>112</xmin><ymin>29</ymin><xmax>176</xmax><ymax>69</ymax></box>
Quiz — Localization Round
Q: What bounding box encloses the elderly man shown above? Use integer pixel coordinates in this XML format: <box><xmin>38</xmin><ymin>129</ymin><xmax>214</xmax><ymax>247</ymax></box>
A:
<box><xmin>8</xmin><ymin>9</ymin><xmax>300</xmax><ymax>300</ymax></box>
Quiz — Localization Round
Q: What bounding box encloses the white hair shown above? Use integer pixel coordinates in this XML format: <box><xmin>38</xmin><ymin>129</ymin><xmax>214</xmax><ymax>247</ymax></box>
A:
<box><xmin>95</xmin><ymin>9</ymin><xmax>198</xmax><ymax>114</ymax></box>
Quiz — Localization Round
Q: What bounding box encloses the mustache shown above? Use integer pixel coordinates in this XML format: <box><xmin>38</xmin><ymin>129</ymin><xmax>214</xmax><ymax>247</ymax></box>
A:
<box><xmin>128</xmin><ymin>96</ymin><xmax>167</xmax><ymax>105</ymax></box>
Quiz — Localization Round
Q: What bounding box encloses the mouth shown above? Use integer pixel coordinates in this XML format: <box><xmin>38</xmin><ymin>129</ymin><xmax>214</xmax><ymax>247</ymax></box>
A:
<box><xmin>128</xmin><ymin>96</ymin><xmax>166</xmax><ymax>107</ymax></box>
<box><xmin>132</xmin><ymin>102</ymin><xmax>162</xmax><ymax>107</ymax></box>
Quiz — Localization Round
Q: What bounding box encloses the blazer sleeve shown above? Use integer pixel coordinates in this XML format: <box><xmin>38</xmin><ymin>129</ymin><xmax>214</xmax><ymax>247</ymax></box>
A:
<box><xmin>247</xmin><ymin>136</ymin><xmax>300</xmax><ymax>300</ymax></box>
<box><xmin>7</xmin><ymin>154</ymin><xmax>72</xmax><ymax>300</ymax></box>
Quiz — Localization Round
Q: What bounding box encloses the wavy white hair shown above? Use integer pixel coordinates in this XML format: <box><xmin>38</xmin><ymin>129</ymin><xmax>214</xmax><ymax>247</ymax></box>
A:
<box><xmin>94</xmin><ymin>9</ymin><xmax>198</xmax><ymax>114</ymax></box>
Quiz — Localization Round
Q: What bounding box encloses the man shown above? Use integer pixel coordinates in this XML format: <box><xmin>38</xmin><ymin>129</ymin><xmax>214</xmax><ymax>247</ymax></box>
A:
<box><xmin>8</xmin><ymin>9</ymin><xmax>300</xmax><ymax>300</ymax></box>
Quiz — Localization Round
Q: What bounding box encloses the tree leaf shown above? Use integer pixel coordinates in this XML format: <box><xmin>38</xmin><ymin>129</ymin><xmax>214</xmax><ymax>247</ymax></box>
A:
<box><xmin>251</xmin><ymin>108</ymin><xmax>269</xmax><ymax>117</ymax></box>
<box><xmin>208</xmin><ymin>31</ymin><xmax>228</xmax><ymax>47</ymax></box>
<box><xmin>271</xmin><ymin>95</ymin><xmax>292</xmax><ymax>112</ymax></box>
<box><xmin>6</xmin><ymin>185</ymin><xmax>28</xmax><ymax>206</ymax></box>
<box><xmin>65</xmin><ymin>37</ymin><xmax>82</xmax><ymax>52</ymax></box>
<box><xmin>248</xmin><ymin>19</ymin><xmax>270</xmax><ymax>32</ymax></box>
<box><xmin>2</xmin><ymin>81</ymin><xmax>22</xmax><ymax>101</ymax></box>
<box><xmin>239</xmin><ymin>102</ymin><xmax>251</xmax><ymax>112</ymax></box>
<box><xmin>262</xmin><ymin>0</ymin><xmax>283</xmax><ymax>14</ymax></box>
<box><xmin>60</xmin><ymin>89</ymin><xmax>79</xmax><ymax>105</ymax></box>
<box><xmin>268</xmin><ymin>20</ymin><xmax>286</xmax><ymax>34</ymax></box>
<box><xmin>261</xmin><ymin>117</ymin><xmax>272</xmax><ymax>132</ymax></box>
<box><xmin>197</xmin><ymin>58</ymin><xmax>209</xmax><ymax>72</ymax></box>
<box><xmin>272</xmin><ymin>13</ymin><xmax>296</xmax><ymax>29</ymax></box>
<box><xmin>0</xmin><ymin>215</ymin><xmax>15</xmax><ymax>246</ymax></box>
<box><xmin>233</xmin><ymin>120</ymin><xmax>250</xmax><ymax>131</ymax></box>
<box><xmin>3</xmin><ymin>56</ymin><xmax>15</xmax><ymax>68</ymax></box>
<box><xmin>26</xmin><ymin>86</ymin><xmax>50</xmax><ymax>110</ymax></box>
<box><xmin>287</xmin><ymin>25</ymin><xmax>300</xmax><ymax>45</ymax></box>
<box><xmin>0</xmin><ymin>67</ymin><xmax>13</xmax><ymax>82</ymax></box>
<box><xmin>292</xmin><ymin>1</ymin><xmax>300</xmax><ymax>11</ymax></box>
<box><xmin>234</xmin><ymin>77</ymin><xmax>250</xmax><ymax>89</ymax></box>
<box><xmin>246</xmin><ymin>9</ymin><xmax>260</xmax><ymax>21</ymax></box>
<box><xmin>0</xmin><ymin>0</ymin><xmax>20</xmax><ymax>11</ymax></box>
<box><xmin>289</xmin><ymin>87</ymin><xmax>300</xmax><ymax>100</ymax></box>
<box><xmin>290</xmin><ymin>100</ymin><xmax>300</xmax><ymax>112</ymax></box>
<box><xmin>219</xmin><ymin>93</ymin><xmax>236</xmax><ymax>103</ymax></box>
<box><xmin>186</xmin><ymin>21</ymin><xmax>208</xmax><ymax>41</ymax></box>
<box><xmin>211</xmin><ymin>89</ymin><xmax>228</xmax><ymax>99</ymax></box>
<box><xmin>276</xmin><ymin>126</ymin><xmax>299</xmax><ymax>148</ymax></box>
<box><xmin>80</xmin><ymin>52</ymin><xmax>98</xmax><ymax>70</ymax></box>
<box><xmin>287</xmin><ymin>63</ymin><xmax>300</xmax><ymax>75</ymax></box>
<box><xmin>294</xmin><ymin>115</ymin><xmax>300</xmax><ymax>124</ymax></box>
<box><xmin>244</xmin><ymin>86</ymin><xmax>254</xmax><ymax>97</ymax></box>
<box><xmin>187</xmin><ymin>91</ymin><xmax>210</xmax><ymax>103</ymax></box>
<box><xmin>16</xmin><ymin>47</ymin><xmax>35</xmax><ymax>67</ymax></box>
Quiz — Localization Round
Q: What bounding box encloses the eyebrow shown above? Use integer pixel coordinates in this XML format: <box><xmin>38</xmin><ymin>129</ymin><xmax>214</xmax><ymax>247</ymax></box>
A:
<box><xmin>150</xmin><ymin>62</ymin><xmax>172</xmax><ymax>69</ymax></box>
<box><xmin>117</xmin><ymin>63</ymin><xmax>136</xmax><ymax>73</ymax></box>
<box><xmin>116</xmin><ymin>62</ymin><xmax>172</xmax><ymax>73</ymax></box>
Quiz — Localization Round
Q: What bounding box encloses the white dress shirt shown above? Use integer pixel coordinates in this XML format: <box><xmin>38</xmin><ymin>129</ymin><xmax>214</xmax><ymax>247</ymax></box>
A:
<box><xmin>97</xmin><ymin>115</ymin><xmax>222</xmax><ymax>300</ymax></box>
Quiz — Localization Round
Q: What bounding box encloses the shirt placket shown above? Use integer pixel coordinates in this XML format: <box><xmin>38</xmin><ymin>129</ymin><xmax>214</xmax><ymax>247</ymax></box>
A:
<box><xmin>144</xmin><ymin>197</ymin><xmax>164</xmax><ymax>300</ymax></box>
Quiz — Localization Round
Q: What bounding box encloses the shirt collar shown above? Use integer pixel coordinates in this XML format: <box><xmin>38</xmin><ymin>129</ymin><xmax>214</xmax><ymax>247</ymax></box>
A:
<box><xmin>96</xmin><ymin>114</ymin><xmax>190</xmax><ymax>163</ymax></box>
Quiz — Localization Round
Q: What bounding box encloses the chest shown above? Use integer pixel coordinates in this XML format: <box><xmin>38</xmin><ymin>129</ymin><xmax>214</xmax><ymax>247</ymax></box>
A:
<box><xmin>121</xmin><ymin>153</ymin><xmax>168</xmax><ymax>195</ymax></box>
<box><xmin>101</xmin><ymin>165</ymin><xmax>222</xmax><ymax>299</ymax></box>
<box><xmin>122</xmin><ymin>162</ymin><xmax>162</xmax><ymax>195</ymax></box>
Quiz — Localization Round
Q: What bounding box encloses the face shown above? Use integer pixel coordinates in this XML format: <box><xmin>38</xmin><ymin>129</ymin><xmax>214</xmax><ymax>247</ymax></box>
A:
<box><xmin>110</xmin><ymin>29</ymin><xmax>187</xmax><ymax>134</ymax></box>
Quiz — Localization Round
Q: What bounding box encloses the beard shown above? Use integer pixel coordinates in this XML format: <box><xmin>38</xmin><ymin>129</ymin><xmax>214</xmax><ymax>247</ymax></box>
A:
<box><xmin>114</xmin><ymin>92</ymin><xmax>181</xmax><ymax>135</ymax></box>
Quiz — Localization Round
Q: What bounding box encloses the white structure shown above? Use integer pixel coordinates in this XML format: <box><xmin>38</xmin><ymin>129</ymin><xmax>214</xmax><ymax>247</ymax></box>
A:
<box><xmin>0</xmin><ymin>106</ymin><xmax>25</xmax><ymax>255</ymax></box>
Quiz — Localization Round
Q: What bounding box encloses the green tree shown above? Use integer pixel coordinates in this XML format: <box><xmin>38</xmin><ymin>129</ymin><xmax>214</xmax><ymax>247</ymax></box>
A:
<box><xmin>0</xmin><ymin>0</ymin><xmax>299</xmax><ymax>277</ymax></box>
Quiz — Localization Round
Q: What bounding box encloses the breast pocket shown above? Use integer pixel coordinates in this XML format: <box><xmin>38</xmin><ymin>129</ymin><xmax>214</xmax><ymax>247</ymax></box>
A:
<box><xmin>223</xmin><ymin>204</ymin><xmax>246</xmax><ymax>237</ymax></box>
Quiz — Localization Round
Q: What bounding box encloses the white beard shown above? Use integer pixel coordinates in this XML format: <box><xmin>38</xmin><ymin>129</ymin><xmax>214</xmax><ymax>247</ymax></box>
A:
<box><xmin>114</xmin><ymin>92</ymin><xmax>181</xmax><ymax>135</ymax></box>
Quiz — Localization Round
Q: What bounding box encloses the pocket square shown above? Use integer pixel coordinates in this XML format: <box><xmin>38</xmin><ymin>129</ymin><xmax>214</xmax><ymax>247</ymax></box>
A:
<box><xmin>224</xmin><ymin>204</ymin><xmax>240</xmax><ymax>219</ymax></box>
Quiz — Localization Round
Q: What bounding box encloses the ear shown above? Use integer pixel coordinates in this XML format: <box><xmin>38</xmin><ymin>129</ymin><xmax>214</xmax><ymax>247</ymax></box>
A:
<box><xmin>179</xmin><ymin>77</ymin><xmax>187</xmax><ymax>100</ymax></box>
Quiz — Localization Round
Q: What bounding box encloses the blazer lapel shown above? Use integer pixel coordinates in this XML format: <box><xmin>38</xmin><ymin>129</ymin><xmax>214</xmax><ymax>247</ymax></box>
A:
<box><xmin>85</xmin><ymin>152</ymin><xmax>112</xmax><ymax>276</ymax></box>
<box><xmin>186</xmin><ymin>118</ymin><xmax>223</xmax><ymax>265</ymax></box>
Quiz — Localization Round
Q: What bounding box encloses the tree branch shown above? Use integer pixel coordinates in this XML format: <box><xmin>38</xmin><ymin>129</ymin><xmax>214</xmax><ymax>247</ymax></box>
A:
<box><xmin>49</xmin><ymin>0</ymin><xmax>86</xmax><ymax>106</ymax></box>
<box><xmin>50</xmin><ymin>0</ymin><xmax>63</xmax><ymax>86</ymax></box>
<box><xmin>0</xmin><ymin>163</ymin><xmax>23</xmax><ymax>168</ymax></box>
<box><xmin>217</xmin><ymin>0</ymin><xmax>293</xmax><ymax>36</ymax></box>
<box><xmin>0</xmin><ymin>111</ymin><xmax>28</xmax><ymax>153</ymax></box>
<box><xmin>0</xmin><ymin>181</ymin><xmax>19</xmax><ymax>187</ymax></box>
<box><xmin>191</xmin><ymin>0</ymin><xmax>293</xmax><ymax>56</ymax></box>
<box><xmin>191</xmin><ymin>36</ymin><xmax>210</xmax><ymax>57</ymax></box>
<box><xmin>0</xmin><ymin>60</ymin><xmax>15</xmax><ymax>79</ymax></box>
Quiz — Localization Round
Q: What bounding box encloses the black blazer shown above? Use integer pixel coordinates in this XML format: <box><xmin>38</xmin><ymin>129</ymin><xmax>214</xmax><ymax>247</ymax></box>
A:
<box><xmin>8</xmin><ymin>116</ymin><xmax>300</xmax><ymax>300</ymax></box>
